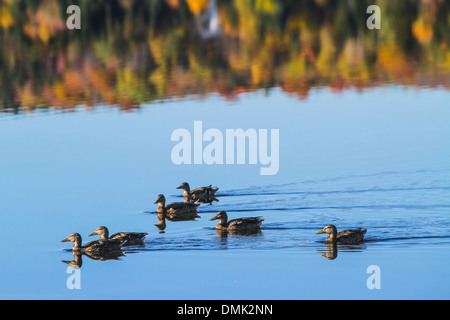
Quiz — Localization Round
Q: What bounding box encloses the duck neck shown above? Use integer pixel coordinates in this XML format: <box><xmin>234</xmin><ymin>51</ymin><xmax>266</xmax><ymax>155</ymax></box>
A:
<box><xmin>327</xmin><ymin>229</ymin><xmax>338</xmax><ymax>242</ymax></box>
<box><xmin>157</xmin><ymin>201</ymin><xmax>166</xmax><ymax>213</ymax></box>
<box><xmin>181</xmin><ymin>187</ymin><xmax>192</xmax><ymax>202</ymax></box>
<box><xmin>184</xmin><ymin>190</ymin><xmax>191</xmax><ymax>201</ymax></box>
<box><xmin>100</xmin><ymin>229</ymin><xmax>109</xmax><ymax>240</ymax></box>
<box><xmin>73</xmin><ymin>237</ymin><xmax>82</xmax><ymax>251</ymax></box>
<box><xmin>219</xmin><ymin>216</ymin><xmax>228</xmax><ymax>228</ymax></box>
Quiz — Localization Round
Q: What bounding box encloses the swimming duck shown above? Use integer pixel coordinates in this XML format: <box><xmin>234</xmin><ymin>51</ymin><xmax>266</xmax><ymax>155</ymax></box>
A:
<box><xmin>154</xmin><ymin>194</ymin><xmax>200</xmax><ymax>221</ymax></box>
<box><xmin>61</xmin><ymin>233</ymin><xmax>123</xmax><ymax>254</ymax></box>
<box><xmin>177</xmin><ymin>182</ymin><xmax>219</xmax><ymax>204</ymax></box>
<box><xmin>88</xmin><ymin>226</ymin><xmax>149</xmax><ymax>246</ymax></box>
<box><xmin>316</xmin><ymin>225</ymin><xmax>367</xmax><ymax>244</ymax></box>
<box><xmin>209</xmin><ymin>211</ymin><xmax>264</xmax><ymax>232</ymax></box>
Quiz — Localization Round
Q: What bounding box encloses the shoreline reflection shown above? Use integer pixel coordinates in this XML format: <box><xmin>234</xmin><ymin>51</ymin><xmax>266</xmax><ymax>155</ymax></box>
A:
<box><xmin>1</xmin><ymin>0</ymin><xmax>448</xmax><ymax>114</ymax></box>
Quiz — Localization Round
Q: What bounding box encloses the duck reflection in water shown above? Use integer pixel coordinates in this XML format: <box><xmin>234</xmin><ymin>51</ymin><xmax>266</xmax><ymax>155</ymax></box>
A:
<box><xmin>62</xmin><ymin>248</ymin><xmax>125</xmax><ymax>269</ymax></box>
<box><xmin>61</xmin><ymin>232</ymin><xmax>124</xmax><ymax>253</ymax></box>
<box><xmin>154</xmin><ymin>211</ymin><xmax>167</xmax><ymax>233</ymax></box>
<box><xmin>317</xmin><ymin>243</ymin><xmax>338</xmax><ymax>260</ymax></box>
<box><xmin>214</xmin><ymin>225</ymin><xmax>263</xmax><ymax>248</ymax></box>
<box><xmin>216</xmin><ymin>228</ymin><xmax>263</xmax><ymax>238</ymax></box>
<box><xmin>317</xmin><ymin>242</ymin><xmax>367</xmax><ymax>260</ymax></box>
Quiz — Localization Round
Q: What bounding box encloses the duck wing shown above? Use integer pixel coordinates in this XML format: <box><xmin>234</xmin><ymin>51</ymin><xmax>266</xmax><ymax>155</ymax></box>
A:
<box><xmin>337</xmin><ymin>228</ymin><xmax>367</xmax><ymax>244</ymax></box>
<box><xmin>166</xmin><ymin>201</ymin><xmax>199</xmax><ymax>213</ymax></box>
<box><xmin>227</xmin><ymin>217</ymin><xmax>265</xmax><ymax>230</ymax></box>
<box><xmin>190</xmin><ymin>186</ymin><xmax>210</xmax><ymax>196</ymax></box>
<box><xmin>110</xmin><ymin>232</ymin><xmax>149</xmax><ymax>245</ymax></box>
<box><xmin>82</xmin><ymin>239</ymin><xmax>123</xmax><ymax>253</ymax></box>
<box><xmin>191</xmin><ymin>186</ymin><xmax>219</xmax><ymax>196</ymax></box>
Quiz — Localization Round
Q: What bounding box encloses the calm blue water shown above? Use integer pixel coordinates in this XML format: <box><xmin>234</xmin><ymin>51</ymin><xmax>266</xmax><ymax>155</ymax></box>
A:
<box><xmin>1</xmin><ymin>87</ymin><xmax>449</xmax><ymax>299</ymax></box>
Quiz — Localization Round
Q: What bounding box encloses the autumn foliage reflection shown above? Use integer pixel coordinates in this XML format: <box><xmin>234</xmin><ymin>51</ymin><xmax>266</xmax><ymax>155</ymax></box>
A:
<box><xmin>0</xmin><ymin>0</ymin><xmax>449</xmax><ymax>113</ymax></box>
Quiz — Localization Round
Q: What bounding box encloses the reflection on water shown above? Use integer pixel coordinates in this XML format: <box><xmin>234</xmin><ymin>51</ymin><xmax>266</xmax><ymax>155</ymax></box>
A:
<box><xmin>1</xmin><ymin>0</ymin><xmax>449</xmax><ymax>114</ymax></box>
<box><xmin>62</xmin><ymin>249</ymin><xmax>125</xmax><ymax>269</ymax></box>
<box><xmin>318</xmin><ymin>243</ymin><xmax>338</xmax><ymax>260</ymax></box>
<box><xmin>317</xmin><ymin>243</ymin><xmax>367</xmax><ymax>260</ymax></box>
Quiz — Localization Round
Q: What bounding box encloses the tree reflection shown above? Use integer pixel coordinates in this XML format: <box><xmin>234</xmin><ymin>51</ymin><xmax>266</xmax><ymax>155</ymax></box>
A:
<box><xmin>0</xmin><ymin>0</ymin><xmax>449</xmax><ymax>113</ymax></box>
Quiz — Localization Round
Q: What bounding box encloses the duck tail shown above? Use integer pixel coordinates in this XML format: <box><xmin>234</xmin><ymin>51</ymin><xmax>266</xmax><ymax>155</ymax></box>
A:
<box><xmin>211</xmin><ymin>187</ymin><xmax>219</xmax><ymax>194</ymax></box>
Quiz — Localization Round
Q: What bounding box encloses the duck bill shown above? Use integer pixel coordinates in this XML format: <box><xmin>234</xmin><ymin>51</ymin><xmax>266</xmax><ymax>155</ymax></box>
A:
<box><xmin>176</xmin><ymin>185</ymin><xmax>183</xmax><ymax>189</ymax></box>
<box><xmin>61</xmin><ymin>238</ymin><xmax>71</xmax><ymax>242</ymax></box>
<box><xmin>88</xmin><ymin>232</ymin><xmax>98</xmax><ymax>237</ymax></box>
<box><xmin>316</xmin><ymin>230</ymin><xmax>326</xmax><ymax>234</ymax></box>
<box><xmin>154</xmin><ymin>200</ymin><xmax>159</xmax><ymax>204</ymax></box>
<box><xmin>209</xmin><ymin>216</ymin><xmax>218</xmax><ymax>221</ymax></box>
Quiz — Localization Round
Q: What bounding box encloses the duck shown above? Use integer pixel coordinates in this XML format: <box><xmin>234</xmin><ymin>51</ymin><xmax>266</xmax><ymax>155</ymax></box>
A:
<box><xmin>177</xmin><ymin>182</ymin><xmax>219</xmax><ymax>204</ymax></box>
<box><xmin>88</xmin><ymin>226</ymin><xmax>148</xmax><ymax>246</ymax></box>
<box><xmin>154</xmin><ymin>194</ymin><xmax>200</xmax><ymax>221</ymax></box>
<box><xmin>316</xmin><ymin>225</ymin><xmax>367</xmax><ymax>244</ymax></box>
<box><xmin>209</xmin><ymin>211</ymin><xmax>264</xmax><ymax>232</ymax></box>
<box><xmin>61</xmin><ymin>251</ymin><xmax>83</xmax><ymax>269</ymax></box>
<box><xmin>61</xmin><ymin>233</ymin><xmax>123</xmax><ymax>254</ymax></box>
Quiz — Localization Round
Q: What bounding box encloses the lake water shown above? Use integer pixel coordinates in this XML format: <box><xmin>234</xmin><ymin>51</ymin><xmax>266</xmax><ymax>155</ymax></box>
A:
<box><xmin>1</xmin><ymin>87</ymin><xmax>449</xmax><ymax>299</ymax></box>
<box><xmin>0</xmin><ymin>0</ymin><xmax>449</xmax><ymax>300</ymax></box>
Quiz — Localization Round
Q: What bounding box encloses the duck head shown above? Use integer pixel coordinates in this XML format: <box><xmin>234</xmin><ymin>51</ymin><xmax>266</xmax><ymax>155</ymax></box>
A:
<box><xmin>176</xmin><ymin>182</ymin><xmax>190</xmax><ymax>191</ymax></box>
<box><xmin>154</xmin><ymin>194</ymin><xmax>166</xmax><ymax>205</ymax></box>
<box><xmin>316</xmin><ymin>225</ymin><xmax>337</xmax><ymax>235</ymax></box>
<box><xmin>88</xmin><ymin>226</ymin><xmax>109</xmax><ymax>240</ymax></box>
<box><xmin>209</xmin><ymin>211</ymin><xmax>228</xmax><ymax>223</ymax></box>
<box><xmin>61</xmin><ymin>233</ymin><xmax>81</xmax><ymax>243</ymax></box>
<box><xmin>61</xmin><ymin>232</ymin><xmax>82</xmax><ymax>249</ymax></box>
<box><xmin>316</xmin><ymin>225</ymin><xmax>338</xmax><ymax>242</ymax></box>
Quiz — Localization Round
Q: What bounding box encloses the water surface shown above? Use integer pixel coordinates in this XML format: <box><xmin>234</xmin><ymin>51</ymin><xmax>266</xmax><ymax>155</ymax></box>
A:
<box><xmin>0</xmin><ymin>0</ymin><xmax>449</xmax><ymax>300</ymax></box>
<box><xmin>1</xmin><ymin>88</ymin><xmax>449</xmax><ymax>299</ymax></box>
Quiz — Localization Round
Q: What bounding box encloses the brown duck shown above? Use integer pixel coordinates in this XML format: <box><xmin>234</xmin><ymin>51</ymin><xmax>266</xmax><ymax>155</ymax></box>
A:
<box><xmin>88</xmin><ymin>226</ymin><xmax>148</xmax><ymax>246</ymax></box>
<box><xmin>61</xmin><ymin>233</ymin><xmax>123</xmax><ymax>254</ymax></box>
<box><xmin>316</xmin><ymin>225</ymin><xmax>367</xmax><ymax>244</ymax></box>
<box><xmin>177</xmin><ymin>182</ymin><xmax>219</xmax><ymax>204</ymax></box>
<box><xmin>154</xmin><ymin>194</ymin><xmax>200</xmax><ymax>221</ymax></box>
